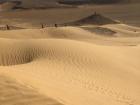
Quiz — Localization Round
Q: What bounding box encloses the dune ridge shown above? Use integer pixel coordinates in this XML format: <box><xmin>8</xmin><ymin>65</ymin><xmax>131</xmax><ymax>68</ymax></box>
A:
<box><xmin>65</xmin><ymin>13</ymin><xmax>118</xmax><ymax>26</ymax></box>
<box><xmin>0</xmin><ymin>25</ymin><xmax>139</xmax><ymax>46</ymax></box>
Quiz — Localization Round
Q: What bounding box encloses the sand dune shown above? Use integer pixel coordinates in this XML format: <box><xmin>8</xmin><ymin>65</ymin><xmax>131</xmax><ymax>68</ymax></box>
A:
<box><xmin>82</xmin><ymin>24</ymin><xmax>140</xmax><ymax>37</ymax></box>
<box><xmin>0</xmin><ymin>23</ymin><xmax>140</xmax><ymax>105</ymax></box>
<box><xmin>82</xmin><ymin>27</ymin><xmax>117</xmax><ymax>36</ymax></box>
<box><xmin>0</xmin><ymin>25</ymin><xmax>140</xmax><ymax>45</ymax></box>
<box><xmin>0</xmin><ymin>0</ymin><xmax>73</xmax><ymax>11</ymax></box>
<box><xmin>0</xmin><ymin>38</ymin><xmax>140</xmax><ymax>105</ymax></box>
<box><xmin>58</xmin><ymin>0</ymin><xmax>140</xmax><ymax>5</ymax></box>
<box><xmin>0</xmin><ymin>1</ymin><xmax>21</xmax><ymax>11</ymax></box>
<box><xmin>65</xmin><ymin>13</ymin><xmax>118</xmax><ymax>26</ymax></box>
<box><xmin>0</xmin><ymin>75</ymin><xmax>63</xmax><ymax>105</ymax></box>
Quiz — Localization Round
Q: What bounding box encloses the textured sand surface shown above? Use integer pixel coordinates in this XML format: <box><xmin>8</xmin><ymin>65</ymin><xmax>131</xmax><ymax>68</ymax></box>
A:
<box><xmin>0</xmin><ymin>75</ymin><xmax>64</xmax><ymax>105</ymax></box>
<box><xmin>0</xmin><ymin>24</ymin><xmax>140</xmax><ymax>105</ymax></box>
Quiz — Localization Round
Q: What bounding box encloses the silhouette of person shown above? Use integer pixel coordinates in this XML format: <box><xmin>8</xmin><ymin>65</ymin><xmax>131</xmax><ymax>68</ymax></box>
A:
<box><xmin>55</xmin><ymin>24</ymin><xmax>58</xmax><ymax>28</ymax></box>
<box><xmin>6</xmin><ymin>25</ymin><xmax>10</xmax><ymax>30</ymax></box>
<box><xmin>41</xmin><ymin>24</ymin><xmax>44</xmax><ymax>28</ymax></box>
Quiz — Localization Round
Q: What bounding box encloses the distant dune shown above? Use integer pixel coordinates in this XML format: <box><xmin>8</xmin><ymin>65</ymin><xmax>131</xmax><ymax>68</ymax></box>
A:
<box><xmin>0</xmin><ymin>1</ymin><xmax>21</xmax><ymax>11</ymax></box>
<box><xmin>0</xmin><ymin>0</ymin><xmax>74</xmax><ymax>11</ymax></box>
<box><xmin>64</xmin><ymin>13</ymin><xmax>118</xmax><ymax>26</ymax></box>
<box><xmin>1</xmin><ymin>0</ymin><xmax>140</xmax><ymax>10</ymax></box>
<box><xmin>0</xmin><ymin>24</ymin><xmax>139</xmax><ymax>43</ymax></box>
<box><xmin>59</xmin><ymin>0</ymin><xmax>140</xmax><ymax>5</ymax></box>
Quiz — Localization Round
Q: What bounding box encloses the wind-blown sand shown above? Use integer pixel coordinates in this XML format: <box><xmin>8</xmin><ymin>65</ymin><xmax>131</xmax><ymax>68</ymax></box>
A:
<box><xmin>0</xmin><ymin>23</ymin><xmax>140</xmax><ymax>105</ymax></box>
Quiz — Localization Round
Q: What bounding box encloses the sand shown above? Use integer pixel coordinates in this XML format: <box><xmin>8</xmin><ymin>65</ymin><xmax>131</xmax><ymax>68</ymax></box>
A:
<box><xmin>0</xmin><ymin>75</ymin><xmax>64</xmax><ymax>105</ymax></box>
<box><xmin>0</xmin><ymin>16</ymin><xmax>140</xmax><ymax>105</ymax></box>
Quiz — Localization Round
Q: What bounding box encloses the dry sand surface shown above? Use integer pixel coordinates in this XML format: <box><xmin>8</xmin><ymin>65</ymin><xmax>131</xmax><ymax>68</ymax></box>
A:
<box><xmin>0</xmin><ymin>21</ymin><xmax>140</xmax><ymax>105</ymax></box>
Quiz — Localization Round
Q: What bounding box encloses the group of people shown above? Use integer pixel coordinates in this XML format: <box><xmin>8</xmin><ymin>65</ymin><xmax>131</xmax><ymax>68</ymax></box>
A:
<box><xmin>4</xmin><ymin>24</ymin><xmax>59</xmax><ymax>30</ymax></box>
<box><xmin>41</xmin><ymin>24</ymin><xmax>58</xmax><ymax>28</ymax></box>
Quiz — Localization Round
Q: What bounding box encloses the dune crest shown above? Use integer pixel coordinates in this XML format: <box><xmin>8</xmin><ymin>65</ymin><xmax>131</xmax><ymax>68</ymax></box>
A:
<box><xmin>65</xmin><ymin>13</ymin><xmax>118</xmax><ymax>26</ymax></box>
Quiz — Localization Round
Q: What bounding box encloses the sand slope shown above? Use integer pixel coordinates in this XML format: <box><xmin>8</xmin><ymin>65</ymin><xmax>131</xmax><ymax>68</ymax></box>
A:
<box><xmin>0</xmin><ymin>24</ymin><xmax>140</xmax><ymax>105</ymax></box>
<box><xmin>0</xmin><ymin>25</ymin><xmax>140</xmax><ymax>45</ymax></box>
<box><xmin>0</xmin><ymin>75</ymin><xmax>63</xmax><ymax>105</ymax></box>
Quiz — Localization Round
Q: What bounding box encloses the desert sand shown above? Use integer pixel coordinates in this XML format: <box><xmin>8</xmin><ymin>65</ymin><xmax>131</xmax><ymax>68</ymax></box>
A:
<box><xmin>0</xmin><ymin>23</ymin><xmax>140</xmax><ymax>105</ymax></box>
<box><xmin>0</xmin><ymin>1</ymin><xmax>140</xmax><ymax>105</ymax></box>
